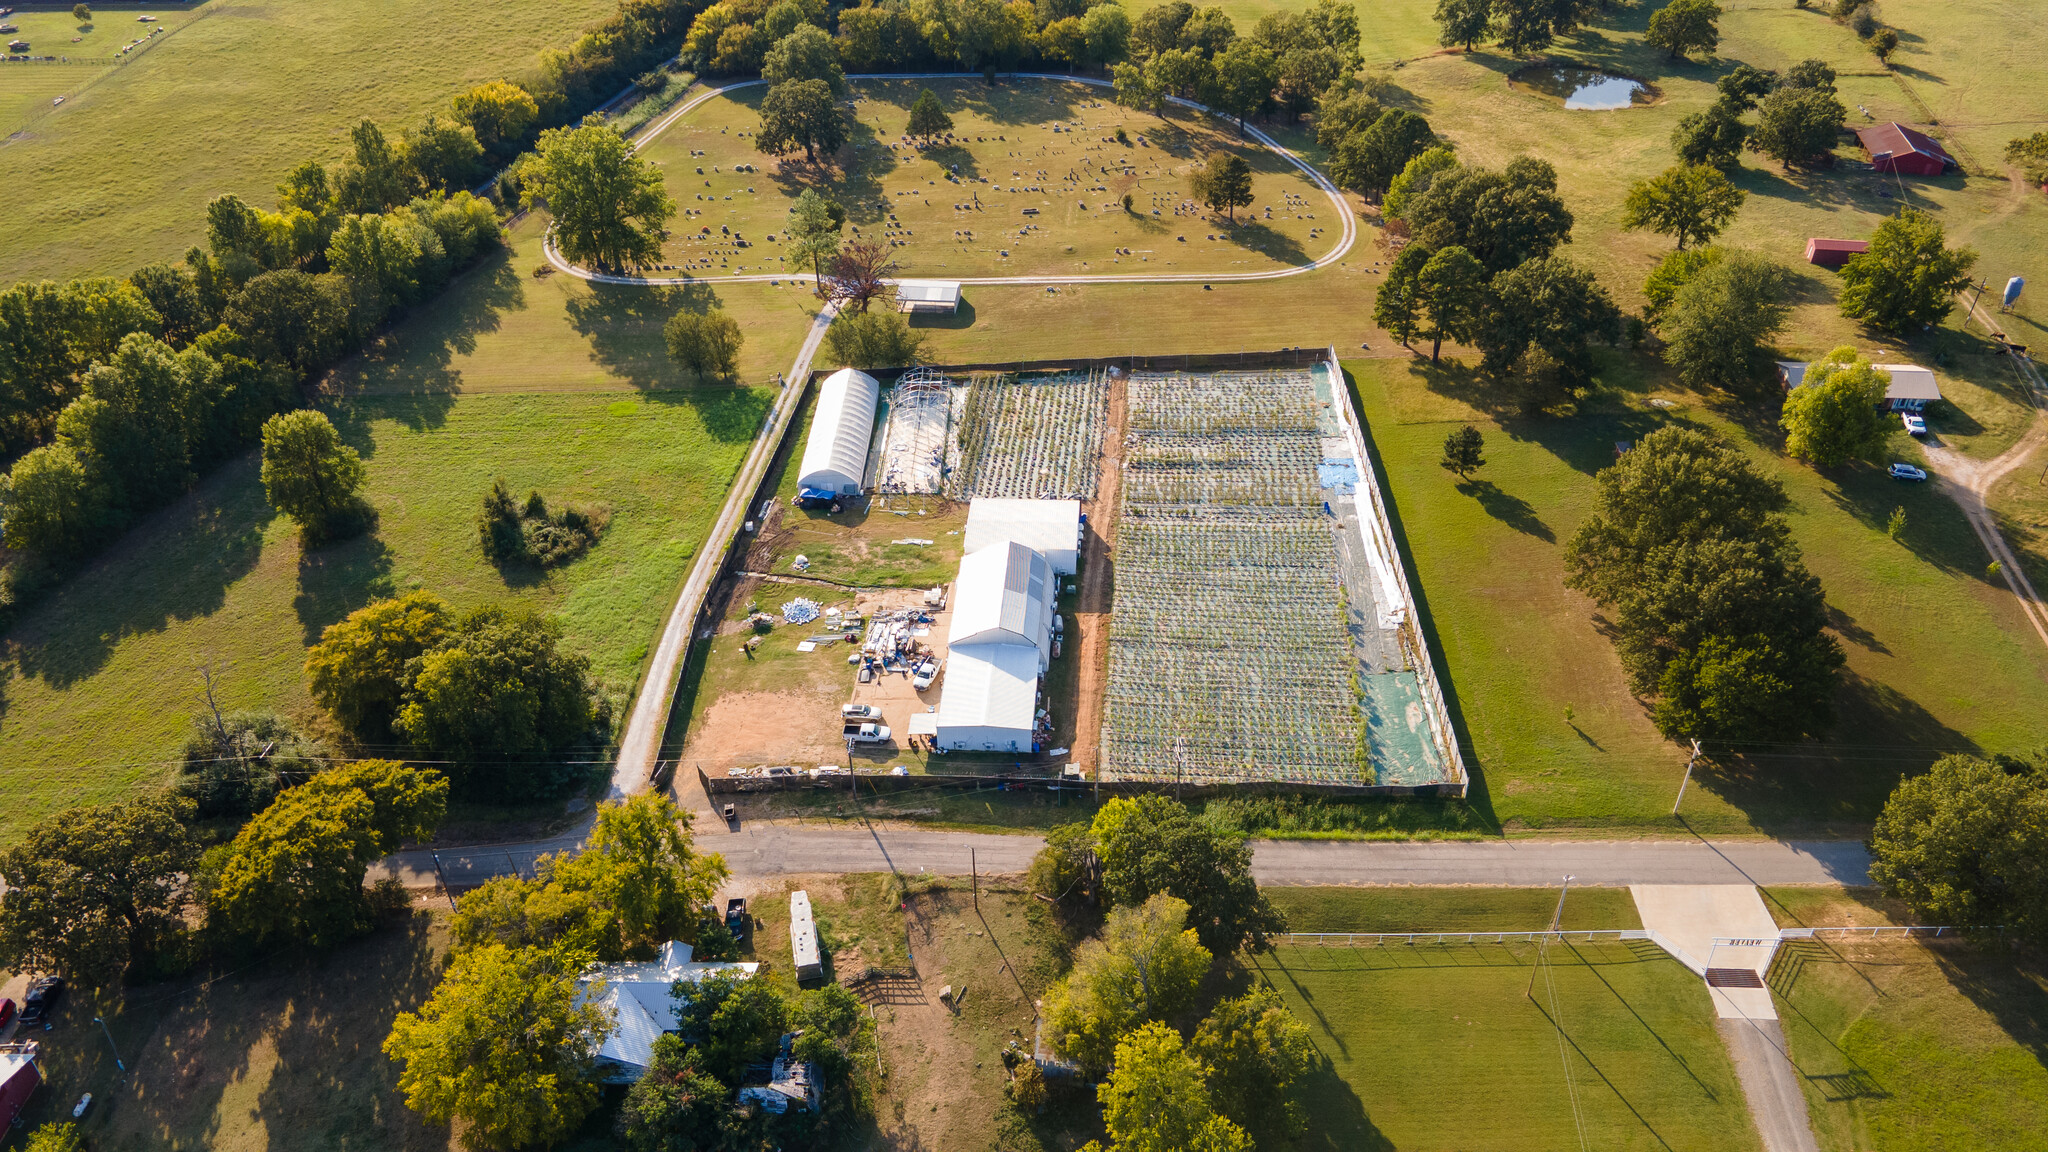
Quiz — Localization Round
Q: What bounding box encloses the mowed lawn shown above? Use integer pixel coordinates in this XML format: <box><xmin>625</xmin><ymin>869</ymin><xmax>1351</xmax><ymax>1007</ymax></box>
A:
<box><xmin>0</xmin><ymin>386</ymin><xmax>768</xmax><ymax>844</ymax></box>
<box><xmin>638</xmin><ymin>76</ymin><xmax>1337</xmax><ymax>279</ymax></box>
<box><xmin>0</xmin><ymin>0</ymin><xmax>616</xmax><ymax>283</ymax></box>
<box><xmin>1251</xmin><ymin>887</ymin><xmax>1756</xmax><ymax>1152</ymax></box>
<box><xmin>1761</xmin><ymin>888</ymin><xmax>2048</xmax><ymax>1152</ymax></box>
<box><xmin>325</xmin><ymin>214</ymin><xmax>823</xmax><ymax>395</ymax></box>
<box><xmin>0</xmin><ymin>6</ymin><xmax>201</xmax><ymax>135</ymax></box>
<box><xmin>1348</xmin><ymin>356</ymin><xmax>2048</xmax><ymax>834</ymax></box>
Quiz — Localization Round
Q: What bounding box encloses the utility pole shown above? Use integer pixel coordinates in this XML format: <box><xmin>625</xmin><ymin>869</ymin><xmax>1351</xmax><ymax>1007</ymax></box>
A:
<box><xmin>1672</xmin><ymin>739</ymin><xmax>1703</xmax><ymax>817</ymax></box>
<box><xmin>971</xmin><ymin>847</ymin><xmax>979</xmax><ymax>911</ymax></box>
<box><xmin>1527</xmin><ymin>874</ymin><xmax>1575</xmax><ymax>999</ymax></box>
<box><xmin>93</xmin><ymin>1016</ymin><xmax>125</xmax><ymax>1072</ymax></box>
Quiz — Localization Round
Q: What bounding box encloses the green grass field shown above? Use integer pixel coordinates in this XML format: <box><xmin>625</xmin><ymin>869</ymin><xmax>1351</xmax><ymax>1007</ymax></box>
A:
<box><xmin>0</xmin><ymin>6</ymin><xmax>198</xmax><ymax>135</ymax></box>
<box><xmin>1349</xmin><ymin>355</ymin><xmax>2048</xmax><ymax>835</ymax></box>
<box><xmin>1757</xmin><ymin>886</ymin><xmax>2048</xmax><ymax>1151</ymax></box>
<box><xmin>1249</xmin><ymin>889</ymin><xmax>1756</xmax><ymax>1152</ymax></box>
<box><xmin>0</xmin><ymin>0</ymin><xmax>617</xmax><ymax>284</ymax></box>
<box><xmin>0</xmin><ymin>387</ymin><xmax>767</xmax><ymax>843</ymax></box>
<box><xmin>638</xmin><ymin>76</ymin><xmax>1336</xmax><ymax>279</ymax></box>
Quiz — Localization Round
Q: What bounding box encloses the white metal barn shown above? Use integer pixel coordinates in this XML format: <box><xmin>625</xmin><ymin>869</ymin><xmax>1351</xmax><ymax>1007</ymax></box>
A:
<box><xmin>935</xmin><ymin>641</ymin><xmax>1041</xmax><ymax>752</ymax></box>
<box><xmin>946</xmin><ymin>540</ymin><xmax>1055</xmax><ymax>667</ymax></box>
<box><xmin>963</xmin><ymin>497</ymin><xmax>1081</xmax><ymax>574</ymax></box>
<box><xmin>797</xmin><ymin>367</ymin><xmax>881</xmax><ymax>498</ymax></box>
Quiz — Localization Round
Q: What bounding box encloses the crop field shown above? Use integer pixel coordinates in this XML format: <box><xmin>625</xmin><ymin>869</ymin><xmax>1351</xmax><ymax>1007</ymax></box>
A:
<box><xmin>944</xmin><ymin>368</ymin><xmax>1109</xmax><ymax>500</ymax></box>
<box><xmin>1101</xmin><ymin>366</ymin><xmax>1380</xmax><ymax>786</ymax></box>
<box><xmin>0</xmin><ymin>388</ymin><xmax>766</xmax><ymax>843</ymax></box>
<box><xmin>635</xmin><ymin>76</ymin><xmax>1338</xmax><ymax>279</ymax></box>
<box><xmin>0</xmin><ymin>0</ymin><xmax>617</xmax><ymax>284</ymax></box>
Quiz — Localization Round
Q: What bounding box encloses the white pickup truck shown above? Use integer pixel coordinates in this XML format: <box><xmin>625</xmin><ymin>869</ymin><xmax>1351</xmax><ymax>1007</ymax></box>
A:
<box><xmin>843</xmin><ymin>721</ymin><xmax>892</xmax><ymax>743</ymax></box>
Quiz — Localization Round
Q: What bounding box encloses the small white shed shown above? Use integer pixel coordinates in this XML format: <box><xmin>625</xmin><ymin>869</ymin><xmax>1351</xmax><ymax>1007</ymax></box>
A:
<box><xmin>789</xmin><ymin>889</ymin><xmax>824</xmax><ymax>981</ymax></box>
<box><xmin>894</xmin><ymin>279</ymin><xmax>962</xmax><ymax>314</ymax></box>
<box><xmin>963</xmin><ymin>498</ymin><xmax>1081</xmax><ymax>574</ymax></box>
<box><xmin>798</xmin><ymin>368</ymin><xmax>881</xmax><ymax>498</ymax></box>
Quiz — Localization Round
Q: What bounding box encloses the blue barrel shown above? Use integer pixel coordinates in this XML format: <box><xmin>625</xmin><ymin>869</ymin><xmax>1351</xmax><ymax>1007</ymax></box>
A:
<box><xmin>2005</xmin><ymin>276</ymin><xmax>2025</xmax><ymax>307</ymax></box>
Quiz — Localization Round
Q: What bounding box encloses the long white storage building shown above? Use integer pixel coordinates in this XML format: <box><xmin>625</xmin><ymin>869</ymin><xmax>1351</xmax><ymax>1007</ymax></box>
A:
<box><xmin>936</xmin><ymin>537</ymin><xmax>1058</xmax><ymax>753</ymax></box>
<box><xmin>946</xmin><ymin>540</ymin><xmax>1055</xmax><ymax>668</ymax></box>
<box><xmin>797</xmin><ymin>367</ymin><xmax>880</xmax><ymax>499</ymax></box>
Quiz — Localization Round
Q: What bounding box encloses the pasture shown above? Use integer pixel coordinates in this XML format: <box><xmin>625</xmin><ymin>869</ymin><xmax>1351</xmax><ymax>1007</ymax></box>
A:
<box><xmin>636</xmin><ymin>76</ymin><xmax>1341</xmax><ymax>279</ymax></box>
<box><xmin>1248</xmin><ymin>887</ymin><xmax>1758</xmax><ymax>1152</ymax></box>
<box><xmin>0</xmin><ymin>0</ymin><xmax>617</xmax><ymax>283</ymax></box>
<box><xmin>0</xmin><ymin>386</ymin><xmax>767</xmax><ymax>843</ymax></box>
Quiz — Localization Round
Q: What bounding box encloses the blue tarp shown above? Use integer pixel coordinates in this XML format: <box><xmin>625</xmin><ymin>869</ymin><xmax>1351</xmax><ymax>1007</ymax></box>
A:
<box><xmin>1317</xmin><ymin>459</ymin><xmax>1359</xmax><ymax>494</ymax></box>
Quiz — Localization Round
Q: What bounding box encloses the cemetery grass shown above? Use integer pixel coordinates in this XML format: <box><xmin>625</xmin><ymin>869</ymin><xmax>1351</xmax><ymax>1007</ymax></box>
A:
<box><xmin>1348</xmin><ymin>355</ymin><xmax>2048</xmax><ymax>836</ymax></box>
<box><xmin>0</xmin><ymin>387</ymin><xmax>767</xmax><ymax>845</ymax></box>
<box><xmin>0</xmin><ymin>0</ymin><xmax>618</xmax><ymax>283</ymax></box>
<box><xmin>1760</xmin><ymin>889</ymin><xmax>2048</xmax><ymax>1152</ymax></box>
<box><xmin>636</xmin><ymin>76</ymin><xmax>1341</xmax><ymax>281</ymax></box>
<box><xmin>1248</xmin><ymin>889</ymin><xmax>1756</xmax><ymax>1152</ymax></box>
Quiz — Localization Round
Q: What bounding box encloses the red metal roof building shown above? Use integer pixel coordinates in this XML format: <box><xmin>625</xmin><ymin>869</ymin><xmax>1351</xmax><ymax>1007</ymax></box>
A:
<box><xmin>1854</xmin><ymin>122</ymin><xmax>1957</xmax><ymax>176</ymax></box>
<box><xmin>1805</xmin><ymin>238</ymin><xmax>1869</xmax><ymax>267</ymax></box>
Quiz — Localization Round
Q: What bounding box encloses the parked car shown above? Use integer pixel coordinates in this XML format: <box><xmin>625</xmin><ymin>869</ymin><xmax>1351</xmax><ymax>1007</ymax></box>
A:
<box><xmin>724</xmin><ymin>898</ymin><xmax>749</xmax><ymax>941</ymax></box>
<box><xmin>763</xmin><ymin>765</ymin><xmax>800</xmax><ymax>778</ymax></box>
<box><xmin>1901</xmin><ymin>412</ymin><xmax>1928</xmax><ymax>436</ymax></box>
<box><xmin>18</xmin><ymin>978</ymin><xmax>63</xmax><ymax>1027</ymax></box>
<box><xmin>912</xmin><ymin>658</ymin><xmax>942</xmax><ymax>691</ymax></box>
<box><xmin>840</xmin><ymin>703</ymin><xmax>881</xmax><ymax>720</ymax></box>
<box><xmin>843</xmin><ymin>722</ymin><xmax>892</xmax><ymax>743</ymax></box>
<box><xmin>1889</xmin><ymin>462</ymin><xmax>1929</xmax><ymax>481</ymax></box>
<box><xmin>809</xmin><ymin>765</ymin><xmax>849</xmax><ymax>778</ymax></box>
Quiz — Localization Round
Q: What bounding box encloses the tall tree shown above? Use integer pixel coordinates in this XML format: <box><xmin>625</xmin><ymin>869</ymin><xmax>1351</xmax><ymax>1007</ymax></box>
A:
<box><xmin>1208</xmin><ymin>40</ymin><xmax>1279</xmax><ymax>131</ymax></box>
<box><xmin>404</xmin><ymin>113</ymin><xmax>486</xmax><ymax>193</ymax></box>
<box><xmin>1372</xmin><ymin>243</ymin><xmax>1428</xmax><ymax>346</ymax></box>
<box><xmin>1644</xmin><ymin>0</ymin><xmax>1720</xmax><ymax>60</ymax></box>
<box><xmin>1748</xmin><ymin>85</ymin><xmax>1846</xmax><ymax>168</ymax></box>
<box><xmin>907</xmin><ymin>88</ymin><xmax>954</xmax><ymax>141</ymax></box>
<box><xmin>1670</xmin><ymin>98</ymin><xmax>1749</xmax><ymax>168</ymax></box>
<box><xmin>1091</xmin><ymin>1023</ymin><xmax>1255</xmax><ymax>1152</ymax></box>
<box><xmin>1715</xmin><ymin>63</ymin><xmax>1776</xmax><ymax>111</ymax></box>
<box><xmin>1660</xmin><ymin>249</ymin><xmax>1788</xmax><ymax>394</ymax></box>
<box><xmin>1383</xmin><ymin>146</ymin><xmax>1459</xmax><ymax>220</ymax></box>
<box><xmin>1779</xmin><ymin>346</ymin><xmax>1893</xmax><ymax>467</ymax></box>
<box><xmin>1190</xmin><ymin>152</ymin><xmax>1255</xmax><ymax>221</ymax></box>
<box><xmin>1113</xmin><ymin>58</ymin><xmax>1169</xmax><ymax>116</ymax></box>
<box><xmin>664</xmin><ymin>307</ymin><xmax>744</xmax><ymax>380</ymax></box>
<box><xmin>822</xmin><ymin>309</ymin><xmax>928</xmax><ymax>369</ymax></box>
<box><xmin>1082</xmin><ymin>2</ymin><xmax>1135</xmax><ymax>69</ymax></box>
<box><xmin>825</xmin><ymin>238</ymin><xmax>902</xmax><ymax>312</ymax></box>
<box><xmin>619</xmin><ymin>1035</ymin><xmax>731</xmax><ymax>1151</ymax></box>
<box><xmin>1441</xmin><ymin>424</ymin><xmax>1486</xmax><ymax>477</ymax></box>
<box><xmin>1314</xmin><ymin>87</ymin><xmax>1382</xmax><ymax>152</ymax></box>
<box><xmin>0</xmin><ymin>796</ymin><xmax>198</xmax><ymax>987</ymax></box>
<box><xmin>335</xmin><ymin>119</ymin><xmax>414</xmax><ymax>215</ymax></box>
<box><xmin>1434</xmin><ymin>0</ymin><xmax>1493</xmax><ymax>51</ymax></box>
<box><xmin>1416</xmin><ymin>245</ymin><xmax>1486</xmax><ymax>362</ymax></box>
<box><xmin>260</xmin><ymin>409</ymin><xmax>369</xmax><ymax>539</ymax></box>
<box><xmin>1621</xmin><ymin>164</ymin><xmax>1745</xmax><ymax>250</ymax></box>
<box><xmin>1191</xmin><ymin>987</ymin><xmax>1317</xmax><ymax>1144</ymax></box>
<box><xmin>1652</xmin><ymin>629</ymin><xmax>1844</xmax><ymax>741</ymax></box>
<box><xmin>1403</xmin><ymin>156</ymin><xmax>1572</xmax><ymax>272</ymax></box>
<box><xmin>1131</xmin><ymin>0</ymin><xmax>1195</xmax><ymax>58</ymax></box>
<box><xmin>305</xmin><ymin>591</ymin><xmax>457</xmax><ymax>739</ymax></box>
<box><xmin>757</xmin><ymin>77</ymin><xmax>849</xmax><ymax>164</ymax></box>
<box><xmin>1332</xmin><ymin>109</ymin><xmax>1439</xmax><ymax>198</ymax></box>
<box><xmin>210</xmin><ymin>760</ymin><xmax>447</xmax><ymax>948</ymax></box>
<box><xmin>547</xmin><ymin>794</ymin><xmax>730</xmax><ymax>954</ymax></box>
<box><xmin>1838</xmin><ymin>208</ymin><xmax>1977</xmax><ymax>333</ymax></box>
<box><xmin>762</xmin><ymin>24</ymin><xmax>848</xmax><ymax>94</ymax></box>
<box><xmin>523</xmin><ymin>122</ymin><xmax>675</xmax><ymax>272</ymax></box>
<box><xmin>451</xmin><ymin>80</ymin><xmax>540</xmax><ymax>154</ymax></box>
<box><xmin>1043</xmin><ymin>894</ymin><xmax>1213</xmax><ymax>1072</ymax></box>
<box><xmin>1090</xmin><ymin>794</ymin><xmax>1286</xmax><ymax>955</ymax></box>
<box><xmin>784</xmin><ymin>187</ymin><xmax>844</xmax><ymax>287</ymax></box>
<box><xmin>673</xmin><ymin>970</ymin><xmax>792</xmax><ymax>1082</ymax></box>
<box><xmin>1868</xmin><ymin>755</ymin><xmax>2048</xmax><ymax>943</ymax></box>
<box><xmin>384</xmin><ymin>944</ymin><xmax>612</xmax><ymax>1150</ymax></box>
<box><xmin>1476</xmin><ymin>255</ymin><xmax>1621</xmax><ymax>389</ymax></box>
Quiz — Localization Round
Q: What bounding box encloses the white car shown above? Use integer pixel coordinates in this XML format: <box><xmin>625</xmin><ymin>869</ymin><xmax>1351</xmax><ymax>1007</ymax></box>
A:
<box><xmin>1901</xmin><ymin>412</ymin><xmax>1928</xmax><ymax>436</ymax></box>
<box><xmin>841</xmin><ymin>703</ymin><xmax>881</xmax><ymax>719</ymax></box>
<box><xmin>1888</xmin><ymin>462</ymin><xmax>1929</xmax><ymax>482</ymax></box>
<box><xmin>809</xmin><ymin>765</ymin><xmax>849</xmax><ymax>778</ymax></box>
<box><xmin>912</xmin><ymin>658</ymin><xmax>943</xmax><ymax>690</ymax></box>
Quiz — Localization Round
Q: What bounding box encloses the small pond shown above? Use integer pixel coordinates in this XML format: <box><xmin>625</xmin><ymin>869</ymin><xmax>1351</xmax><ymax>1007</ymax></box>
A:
<box><xmin>1511</xmin><ymin>66</ymin><xmax>1655</xmax><ymax>110</ymax></box>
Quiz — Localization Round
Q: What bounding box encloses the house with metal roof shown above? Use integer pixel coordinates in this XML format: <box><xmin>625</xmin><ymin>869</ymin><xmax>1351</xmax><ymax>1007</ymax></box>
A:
<box><xmin>1854</xmin><ymin>122</ymin><xmax>1957</xmax><ymax>176</ymax></box>
<box><xmin>963</xmin><ymin>497</ymin><xmax>1081</xmax><ymax>574</ymax></box>
<box><xmin>797</xmin><ymin>367</ymin><xmax>881</xmax><ymax>500</ymax></box>
<box><xmin>1778</xmin><ymin>360</ymin><xmax>1944</xmax><ymax>411</ymax></box>
<box><xmin>575</xmin><ymin>941</ymin><xmax>760</xmax><ymax>1083</ymax></box>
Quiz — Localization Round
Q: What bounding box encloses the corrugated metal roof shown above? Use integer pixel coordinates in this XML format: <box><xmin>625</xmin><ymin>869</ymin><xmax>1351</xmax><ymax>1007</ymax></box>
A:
<box><xmin>1778</xmin><ymin>360</ymin><xmax>1942</xmax><ymax>401</ymax></box>
<box><xmin>576</xmin><ymin>943</ymin><xmax>760</xmax><ymax>1081</ymax></box>
<box><xmin>1855</xmin><ymin>122</ymin><xmax>1954</xmax><ymax>165</ymax></box>
<box><xmin>936</xmin><ymin>642</ymin><xmax>1041</xmax><ymax>733</ymax></box>
<box><xmin>964</xmin><ymin>498</ymin><xmax>1081</xmax><ymax>574</ymax></box>
<box><xmin>947</xmin><ymin>540</ymin><xmax>1052</xmax><ymax>662</ymax></box>
<box><xmin>798</xmin><ymin>368</ymin><xmax>881</xmax><ymax>495</ymax></box>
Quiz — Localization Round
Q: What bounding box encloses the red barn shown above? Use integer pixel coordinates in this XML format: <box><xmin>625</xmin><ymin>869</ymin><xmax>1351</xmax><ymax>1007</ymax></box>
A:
<box><xmin>1806</xmin><ymin>238</ymin><xmax>1869</xmax><ymax>267</ymax></box>
<box><xmin>0</xmin><ymin>1042</ymin><xmax>40</xmax><ymax>1131</ymax></box>
<box><xmin>1854</xmin><ymin>123</ymin><xmax>1957</xmax><ymax>176</ymax></box>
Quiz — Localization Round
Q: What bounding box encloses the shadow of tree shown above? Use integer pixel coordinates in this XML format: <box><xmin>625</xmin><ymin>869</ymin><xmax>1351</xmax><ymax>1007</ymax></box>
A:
<box><xmin>564</xmin><ymin>281</ymin><xmax>716</xmax><ymax>391</ymax></box>
<box><xmin>1823</xmin><ymin>463</ymin><xmax>1994</xmax><ymax>581</ymax></box>
<box><xmin>293</xmin><ymin>532</ymin><xmax>399</xmax><ymax>645</ymax></box>
<box><xmin>322</xmin><ymin>251</ymin><xmax>527</xmax><ymax>398</ymax></box>
<box><xmin>7</xmin><ymin>454</ymin><xmax>273</xmax><ymax>689</ymax></box>
<box><xmin>1457</xmin><ymin>478</ymin><xmax>1555</xmax><ymax>541</ymax></box>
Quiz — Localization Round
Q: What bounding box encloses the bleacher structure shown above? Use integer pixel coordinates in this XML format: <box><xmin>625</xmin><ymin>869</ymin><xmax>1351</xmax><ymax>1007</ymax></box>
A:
<box><xmin>1100</xmin><ymin>368</ymin><xmax>1374</xmax><ymax>786</ymax></box>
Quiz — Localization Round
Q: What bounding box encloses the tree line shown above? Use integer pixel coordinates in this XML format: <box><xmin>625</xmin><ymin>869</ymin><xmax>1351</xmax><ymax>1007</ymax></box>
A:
<box><xmin>1026</xmin><ymin>796</ymin><xmax>1313</xmax><ymax>1152</ymax></box>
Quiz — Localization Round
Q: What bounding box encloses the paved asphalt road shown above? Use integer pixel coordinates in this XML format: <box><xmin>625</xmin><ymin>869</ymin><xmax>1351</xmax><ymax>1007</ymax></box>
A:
<box><xmin>379</xmin><ymin>824</ymin><xmax>1870</xmax><ymax>891</ymax></box>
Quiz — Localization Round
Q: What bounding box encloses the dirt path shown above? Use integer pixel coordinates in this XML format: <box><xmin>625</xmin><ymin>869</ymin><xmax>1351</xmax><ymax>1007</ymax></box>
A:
<box><xmin>1068</xmin><ymin>371</ymin><xmax>1128</xmax><ymax>775</ymax></box>
<box><xmin>1926</xmin><ymin>299</ymin><xmax>2048</xmax><ymax>650</ymax></box>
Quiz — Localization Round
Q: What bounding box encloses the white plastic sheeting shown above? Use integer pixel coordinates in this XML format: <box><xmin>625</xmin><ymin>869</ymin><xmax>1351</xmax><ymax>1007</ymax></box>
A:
<box><xmin>798</xmin><ymin>367</ymin><xmax>881</xmax><ymax>495</ymax></box>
